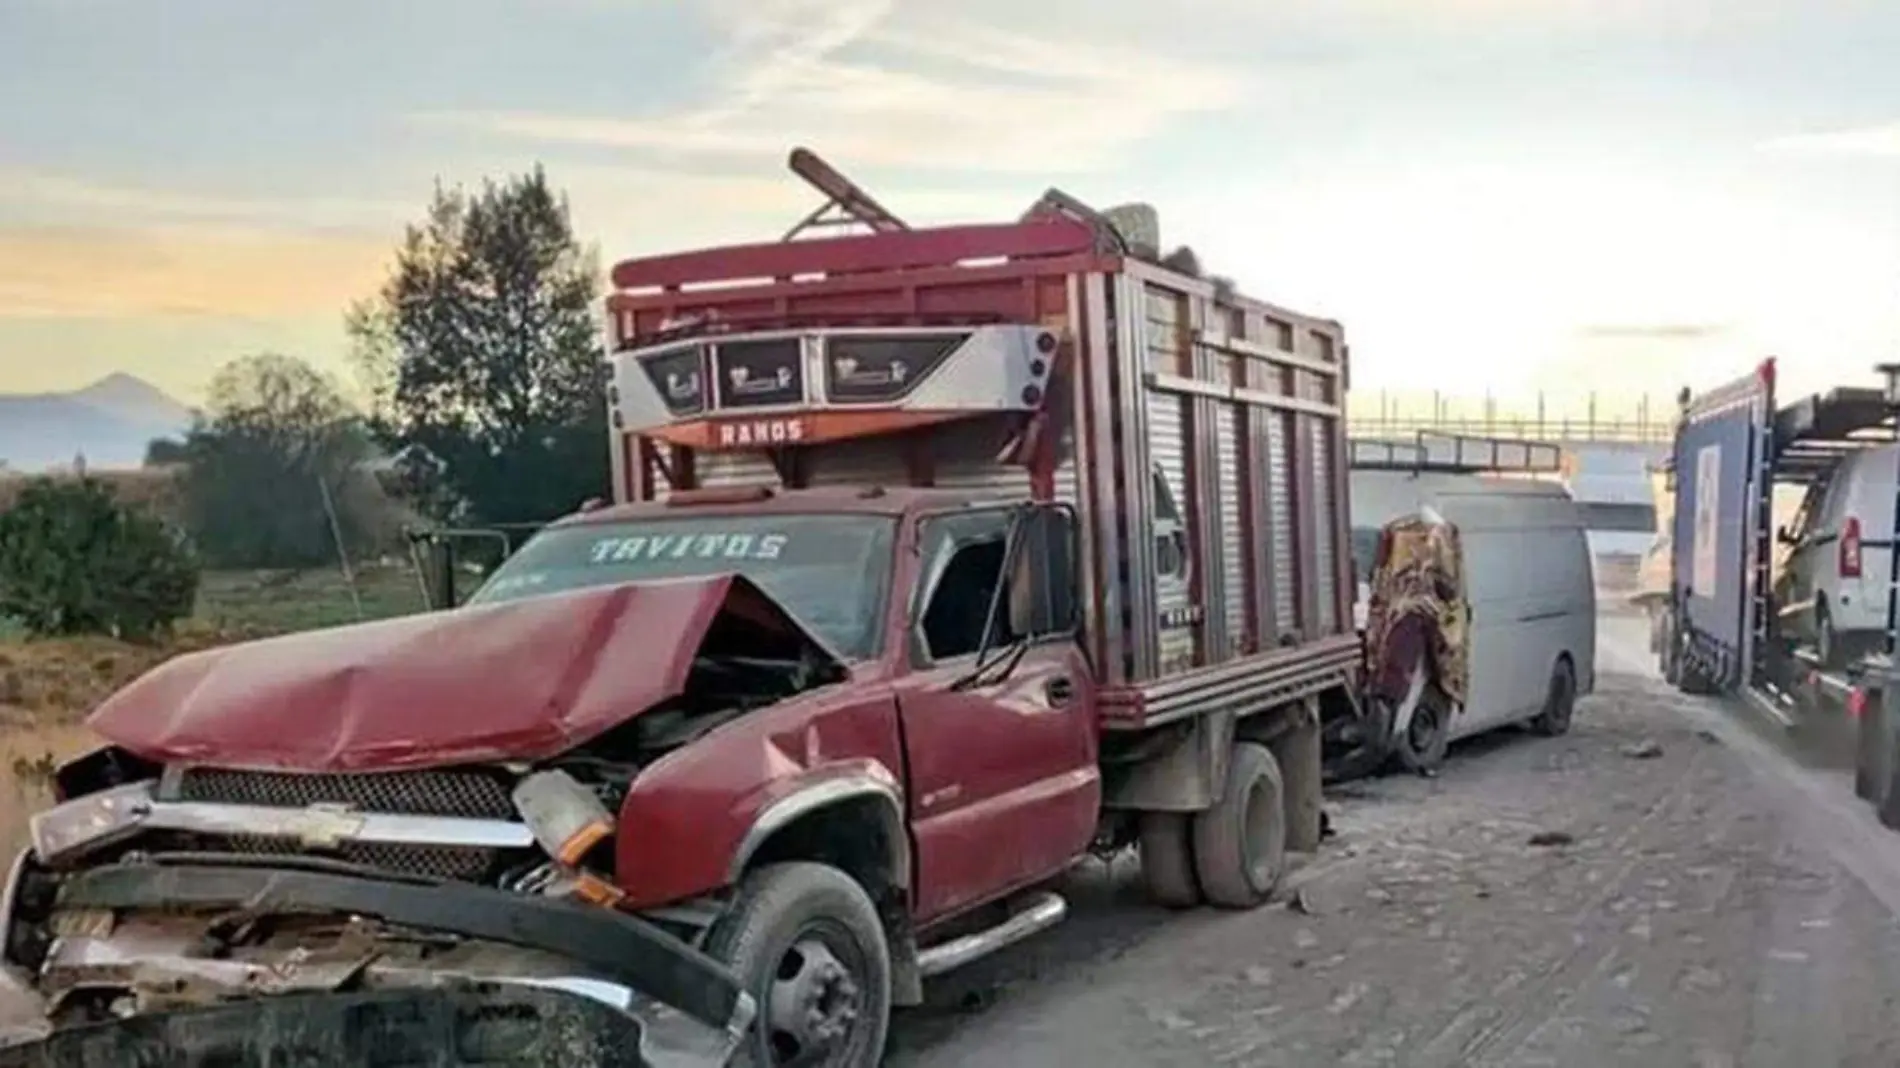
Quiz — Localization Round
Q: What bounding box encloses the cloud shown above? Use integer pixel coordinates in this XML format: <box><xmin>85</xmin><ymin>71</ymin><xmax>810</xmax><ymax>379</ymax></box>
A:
<box><xmin>1576</xmin><ymin>323</ymin><xmax>1731</xmax><ymax>340</ymax></box>
<box><xmin>1758</xmin><ymin>122</ymin><xmax>1900</xmax><ymax>158</ymax></box>
<box><xmin>0</xmin><ymin>224</ymin><xmax>391</xmax><ymax>319</ymax></box>
<box><xmin>0</xmin><ymin>169</ymin><xmax>409</xmax><ymax>232</ymax></box>
<box><xmin>413</xmin><ymin>2</ymin><xmax>1249</xmax><ymax>175</ymax></box>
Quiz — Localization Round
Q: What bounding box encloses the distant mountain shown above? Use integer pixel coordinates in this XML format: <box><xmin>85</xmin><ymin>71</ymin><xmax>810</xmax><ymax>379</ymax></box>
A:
<box><xmin>0</xmin><ymin>374</ymin><xmax>196</xmax><ymax>472</ymax></box>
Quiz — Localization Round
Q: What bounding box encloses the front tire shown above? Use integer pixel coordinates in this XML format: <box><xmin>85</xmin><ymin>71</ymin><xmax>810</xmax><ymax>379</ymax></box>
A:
<box><xmin>1817</xmin><ymin>601</ymin><xmax>1842</xmax><ymax>670</ymax></box>
<box><xmin>1660</xmin><ymin>611</ymin><xmax>1683</xmax><ymax>686</ymax></box>
<box><xmin>1191</xmin><ymin>742</ymin><xmax>1288</xmax><ymax>909</ymax></box>
<box><xmin>1392</xmin><ymin>695</ymin><xmax>1450</xmax><ymax>774</ymax></box>
<box><xmin>707</xmin><ymin>862</ymin><xmax>891</xmax><ymax>1068</ymax></box>
<box><xmin>1530</xmin><ymin>656</ymin><xmax>1577</xmax><ymax>736</ymax></box>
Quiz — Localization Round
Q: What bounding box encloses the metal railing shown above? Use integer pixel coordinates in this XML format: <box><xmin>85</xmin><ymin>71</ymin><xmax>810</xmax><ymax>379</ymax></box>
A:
<box><xmin>1347</xmin><ymin>413</ymin><xmax>1673</xmax><ymax>445</ymax></box>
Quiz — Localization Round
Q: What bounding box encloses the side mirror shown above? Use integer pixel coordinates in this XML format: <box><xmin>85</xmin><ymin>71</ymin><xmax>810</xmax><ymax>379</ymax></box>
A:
<box><xmin>1009</xmin><ymin>505</ymin><xmax>1080</xmax><ymax>638</ymax></box>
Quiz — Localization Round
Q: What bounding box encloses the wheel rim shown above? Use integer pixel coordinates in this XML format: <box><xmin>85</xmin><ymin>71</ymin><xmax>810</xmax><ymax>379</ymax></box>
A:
<box><xmin>764</xmin><ymin>921</ymin><xmax>873</xmax><ymax>1066</ymax></box>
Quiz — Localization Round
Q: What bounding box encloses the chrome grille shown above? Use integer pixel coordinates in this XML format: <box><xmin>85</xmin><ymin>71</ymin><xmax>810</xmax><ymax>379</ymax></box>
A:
<box><xmin>175</xmin><ymin>768</ymin><xmax>516</xmax><ymax>821</ymax></box>
<box><xmin>200</xmin><ymin>835</ymin><xmax>502</xmax><ymax>882</ymax></box>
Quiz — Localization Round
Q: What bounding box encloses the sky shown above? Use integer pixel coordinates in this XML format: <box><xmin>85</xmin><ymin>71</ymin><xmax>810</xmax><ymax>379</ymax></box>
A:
<box><xmin>4</xmin><ymin>0</ymin><xmax>1900</xmax><ymax>421</ymax></box>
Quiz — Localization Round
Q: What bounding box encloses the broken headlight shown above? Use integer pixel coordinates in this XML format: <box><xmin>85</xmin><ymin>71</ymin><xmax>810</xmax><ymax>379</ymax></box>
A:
<box><xmin>29</xmin><ymin>781</ymin><xmax>154</xmax><ymax>866</ymax></box>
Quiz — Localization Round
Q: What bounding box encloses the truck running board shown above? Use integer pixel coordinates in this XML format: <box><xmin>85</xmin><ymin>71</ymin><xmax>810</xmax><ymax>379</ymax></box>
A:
<box><xmin>916</xmin><ymin>892</ymin><xmax>1067</xmax><ymax>978</ymax></box>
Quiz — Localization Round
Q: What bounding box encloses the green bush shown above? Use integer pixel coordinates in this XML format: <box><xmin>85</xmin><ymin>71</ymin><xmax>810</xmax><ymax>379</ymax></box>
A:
<box><xmin>0</xmin><ymin>477</ymin><xmax>200</xmax><ymax>640</ymax></box>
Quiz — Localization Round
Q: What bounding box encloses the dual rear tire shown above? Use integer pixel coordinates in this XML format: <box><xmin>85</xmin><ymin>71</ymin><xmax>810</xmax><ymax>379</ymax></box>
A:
<box><xmin>1138</xmin><ymin>742</ymin><xmax>1289</xmax><ymax>911</ymax></box>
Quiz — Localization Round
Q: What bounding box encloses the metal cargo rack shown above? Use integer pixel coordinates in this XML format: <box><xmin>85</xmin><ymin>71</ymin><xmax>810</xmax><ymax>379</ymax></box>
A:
<box><xmin>1348</xmin><ymin>430</ymin><xmax>1564</xmax><ymax>476</ymax></box>
<box><xmin>1771</xmin><ymin>384</ymin><xmax>1900</xmax><ymax>486</ymax></box>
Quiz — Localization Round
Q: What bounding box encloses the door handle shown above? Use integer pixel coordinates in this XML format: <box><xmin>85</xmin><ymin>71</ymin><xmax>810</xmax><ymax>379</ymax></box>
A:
<box><xmin>1045</xmin><ymin>676</ymin><xmax>1075</xmax><ymax>706</ymax></box>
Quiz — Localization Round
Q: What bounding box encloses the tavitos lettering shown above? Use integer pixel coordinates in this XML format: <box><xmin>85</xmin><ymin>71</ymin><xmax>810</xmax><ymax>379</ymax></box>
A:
<box><xmin>587</xmin><ymin>533</ymin><xmax>791</xmax><ymax>564</ymax></box>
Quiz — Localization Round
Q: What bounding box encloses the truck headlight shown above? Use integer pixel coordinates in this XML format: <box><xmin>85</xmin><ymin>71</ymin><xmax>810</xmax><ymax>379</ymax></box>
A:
<box><xmin>511</xmin><ymin>770</ymin><xmax>614</xmax><ymax>866</ymax></box>
<box><xmin>29</xmin><ymin>781</ymin><xmax>154</xmax><ymax>866</ymax></box>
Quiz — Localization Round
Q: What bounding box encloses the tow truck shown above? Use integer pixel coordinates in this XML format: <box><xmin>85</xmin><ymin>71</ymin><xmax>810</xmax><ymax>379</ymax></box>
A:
<box><xmin>1656</xmin><ymin>359</ymin><xmax>1900</xmax><ymax>826</ymax></box>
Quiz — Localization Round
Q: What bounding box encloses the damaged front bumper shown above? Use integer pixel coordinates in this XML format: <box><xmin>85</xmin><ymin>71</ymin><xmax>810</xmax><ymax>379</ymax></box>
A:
<box><xmin>0</xmin><ymin>856</ymin><xmax>754</xmax><ymax>1067</ymax></box>
<box><xmin>0</xmin><ymin>983</ymin><xmax>654</xmax><ymax>1067</ymax></box>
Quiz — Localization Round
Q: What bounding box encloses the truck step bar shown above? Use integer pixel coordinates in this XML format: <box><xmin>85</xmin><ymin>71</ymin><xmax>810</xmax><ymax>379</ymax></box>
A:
<box><xmin>916</xmin><ymin>892</ymin><xmax>1067</xmax><ymax>978</ymax></box>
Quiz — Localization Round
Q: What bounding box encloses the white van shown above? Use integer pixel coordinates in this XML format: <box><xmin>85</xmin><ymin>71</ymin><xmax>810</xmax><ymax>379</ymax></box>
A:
<box><xmin>1350</xmin><ymin>470</ymin><xmax>1598</xmax><ymax>771</ymax></box>
<box><xmin>1776</xmin><ymin>443</ymin><xmax>1898</xmax><ymax>667</ymax></box>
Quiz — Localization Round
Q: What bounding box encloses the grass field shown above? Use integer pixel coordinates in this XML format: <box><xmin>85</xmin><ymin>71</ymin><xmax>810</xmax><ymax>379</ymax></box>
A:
<box><xmin>192</xmin><ymin>564</ymin><xmax>433</xmax><ymax>633</ymax></box>
<box><xmin>0</xmin><ymin>563</ymin><xmax>439</xmax><ymax>857</ymax></box>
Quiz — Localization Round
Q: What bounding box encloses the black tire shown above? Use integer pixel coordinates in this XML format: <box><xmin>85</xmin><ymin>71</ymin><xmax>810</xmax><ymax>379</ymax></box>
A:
<box><xmin>1392</xmin><ymin>695</ymin><xmax>1450</xmax><ymax>775</ymax></box>
<box><xmin>1879</xmin><ymin>754</ymin><xmax>1900</xmax><ymax>831</ymax></box>
<box><xmin>1137</xmin><ymin>811</ymin><xmax>1202</xmax><ymax>909</ymax></box>
<box><xmin>706</xmin><ymin>862</ymin><xmax>890</xmax><ymax>1068</ymax></box>
<box><xmin>1673</xmin><ymin>629</ymin><xmax>1715</xmax><ymax>695</ymax></box>
<box><xmin>1855</xmin><ymin>707</ymin><xmax>1880</xmax><ymax>801</ymax></box>
<box><xmin>1530</xmin><ymin>656</ymin><xmax>1577</xmax><ymax>737</ymax></box>
<box><xmin>1660</xmin><ymin>612</ymin><xmax>1683</xmax><ymax>687</ymax></box>
<box><xmin>1191</xmin><ymin>742</ymin><xmax>1288</xmax><ymax>909</ymax></box>
<box><xmin>1817</xmin><ymin>602</ymin><xmax>1842</xmax><ymax>671</ymax></box>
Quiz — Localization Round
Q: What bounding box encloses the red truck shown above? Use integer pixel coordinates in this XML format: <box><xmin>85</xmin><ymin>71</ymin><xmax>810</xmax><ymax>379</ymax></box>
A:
<box><xmin>0</xmin><ymin>153</ymin><xmax>1358</xmax><ymax>1067</ymax></box>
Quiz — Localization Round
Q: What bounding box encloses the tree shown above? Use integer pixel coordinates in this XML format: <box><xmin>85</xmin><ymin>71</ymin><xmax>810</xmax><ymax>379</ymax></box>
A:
<box><xmin>347</xmin><ymin>167</ymin><xmax>608</xmax><ymax>526</ymax></box>
<box><xmin>0</xmin><ymin>477</ymin><xmax>198</xmax><ymax>640</ymax></box>
<box><xmin>175</xmin><ymin>354</ymin><xmax>393</xmax><ymax>569</ymax></box>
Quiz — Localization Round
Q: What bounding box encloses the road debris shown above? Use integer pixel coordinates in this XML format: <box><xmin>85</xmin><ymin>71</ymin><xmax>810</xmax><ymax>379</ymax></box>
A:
<box><xmin>889</xmin><ymin>631</ymin><xmax>1900</xmax><ymax>1068</ymax></box>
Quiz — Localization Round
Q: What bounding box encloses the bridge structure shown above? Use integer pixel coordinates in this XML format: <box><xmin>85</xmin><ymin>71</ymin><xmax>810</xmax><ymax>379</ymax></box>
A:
<box><xmin>1347</xmin><ymin>407</ymin><xmax>1671</xmax><ymax>593</ymax></box>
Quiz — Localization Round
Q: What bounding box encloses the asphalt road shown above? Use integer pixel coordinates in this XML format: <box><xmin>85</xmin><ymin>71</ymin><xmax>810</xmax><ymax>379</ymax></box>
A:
<box><xmin>886</xmin><ymin>613</ymin><xmax>1900</xmax><ymax>1067</ymax></box>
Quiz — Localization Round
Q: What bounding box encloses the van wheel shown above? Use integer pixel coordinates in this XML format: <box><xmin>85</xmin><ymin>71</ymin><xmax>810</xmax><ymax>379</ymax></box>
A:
<box><xmin>1191</xmin><ymin>742</ymin><xmax>1287</xmax><ymax>909</ymax></box>
<box><xmin>707</xmin><ymin>862</ymin><xmax>890</xmax><ymax>1068</ymax></box>
<box><xmin>1531</xmin><ymin>657</ymin><xmax>1577</xmax><ymax>737</ymax></box>
<box><xmin>1392</xmin><ymin>696</ymin><xmax>1449</xmax><ymax>775</ymax></box>
<box><xmin>1137</xmin><ymin>812</ymin><xmax>1202</xmax><ymax>908</ymax></box>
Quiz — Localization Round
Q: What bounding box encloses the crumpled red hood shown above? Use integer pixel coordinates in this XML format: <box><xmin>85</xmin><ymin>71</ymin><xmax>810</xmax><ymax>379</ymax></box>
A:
<box><xmin>88</xmin><ymin>575</ymin><xmax>836</xmax><ymax>772</ymax></box>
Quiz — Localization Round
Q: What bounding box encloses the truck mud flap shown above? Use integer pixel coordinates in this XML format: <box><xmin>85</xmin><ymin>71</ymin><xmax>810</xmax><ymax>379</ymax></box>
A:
<box><xmin>0</xmin><ymin>985</ymin><xmax>657</xmax><ymax>1068</ymax></box>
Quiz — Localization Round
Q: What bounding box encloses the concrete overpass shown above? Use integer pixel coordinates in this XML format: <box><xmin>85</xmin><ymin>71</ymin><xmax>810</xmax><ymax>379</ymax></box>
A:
<box><xmin>1348</xmin><ymin>413</ymin><xmax>1670</xmax><ymax>591</ymax></box>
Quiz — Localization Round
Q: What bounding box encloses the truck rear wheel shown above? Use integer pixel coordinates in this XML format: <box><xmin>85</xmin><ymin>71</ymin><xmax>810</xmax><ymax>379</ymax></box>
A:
<box><xmin>1672</xmin><ymin>629</ymin><xmax>1715</xmax><ymax>695</ymax></box>
<box><xmin>1137</xmin><ymin>811</ymin><xmax>1202</xmax><ymax>908</ymax></box>
<box><xmin>1191</xmin><ymin>742</ymin><xmax>1287</xmax><ymax>909</ymax></box>
<box><xmin>706</xmin><ymin>862</ymin><xmax>890</xmax><ymax>1068</ymax></box>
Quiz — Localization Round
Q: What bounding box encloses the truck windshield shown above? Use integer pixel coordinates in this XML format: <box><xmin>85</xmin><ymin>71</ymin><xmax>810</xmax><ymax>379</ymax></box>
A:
<box><xmin>465</xmin><ymin>515</ymin><xmax>897</xmax><ymax>660</ymax></box>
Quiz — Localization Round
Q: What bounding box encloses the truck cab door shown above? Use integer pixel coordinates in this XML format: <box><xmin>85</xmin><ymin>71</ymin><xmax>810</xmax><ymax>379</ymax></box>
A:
<box><xmin>893</xmin><ymin>504</ymin><xmax>1101</xmax><ymax>924</ymax></box>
